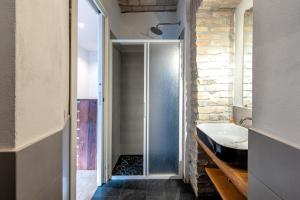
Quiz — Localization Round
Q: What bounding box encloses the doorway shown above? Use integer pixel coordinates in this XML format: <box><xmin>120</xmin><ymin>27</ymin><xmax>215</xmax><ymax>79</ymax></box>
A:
<box><xmin>109</xmin><ymin>40</ymin><xmax>182</xmax><ymax>179</ymax></box>
<box><xmin>76</xmin><ymin>0</ymin><xmax>104</xmax><ymax>199</ymax></box>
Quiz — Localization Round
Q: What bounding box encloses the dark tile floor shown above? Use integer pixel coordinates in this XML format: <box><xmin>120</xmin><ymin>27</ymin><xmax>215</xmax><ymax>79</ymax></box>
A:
<box><xmin>112</xmin><ymin>155</ymin><xmax>143</xmax><ymax>176</ymax></box>
<box><xmin>92</xmin><ymin>179</ymin><xmax>219</xmax><ymax>200</ymax></box>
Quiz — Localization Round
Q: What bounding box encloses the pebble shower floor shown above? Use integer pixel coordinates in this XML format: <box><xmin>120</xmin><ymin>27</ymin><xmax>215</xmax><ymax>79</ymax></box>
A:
<box><xmin>112</xmin><ymin>155</ymin><xmax>143</xmax><ymax>176</ymax></box>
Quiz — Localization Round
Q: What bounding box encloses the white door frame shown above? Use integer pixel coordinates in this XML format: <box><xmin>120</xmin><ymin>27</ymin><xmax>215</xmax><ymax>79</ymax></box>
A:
<box><xmin>107</xmin><ymin>40</ymin><xmax>184</xmax><ymax>180</ymax></box>
<box><xmin>70</xmin><ymin>0</ymin><xmax>110</xmax><ymax>199</ymax></box>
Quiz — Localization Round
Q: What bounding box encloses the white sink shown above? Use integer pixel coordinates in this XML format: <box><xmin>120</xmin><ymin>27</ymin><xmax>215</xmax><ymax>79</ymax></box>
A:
<box><xmin>196</xmin><ymin>123</ymin><xmax>248</xmax><ymax>168</ymax></box>
<box><xmin>196</xmin><ymin>123</ymin><xmax>248</xmax><ymax>150</ymax></box>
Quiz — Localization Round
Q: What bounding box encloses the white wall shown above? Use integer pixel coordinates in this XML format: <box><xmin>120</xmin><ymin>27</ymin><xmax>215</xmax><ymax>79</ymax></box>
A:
<box><xmin>234</xmin><ymin>0</ymin><xmax>253</xmax><ymax>107</ymax></box>
<box><xmin>119</xmin><ymin>12</ymin><xmax>179</xmax><ymax>39</ymax></box>
<box><xmin>253</xmin><ymin>0</ymin><xmax>300</xmax><ymax>148</ymax></box>
<box><xmin>177</xmin><ymin>0</ymin><xmax>191</xmax><ymax>37</ymax></box>
<box><xmin>99</xmin><ymin>0</ymin><xmax>121</xmax><ymax>36</ymax></box>
<box><xmin>77</xmin><ymin>47</ymin><xmax>98</xmax><ymax>99</ymax></box>
<box><xmin>88</xmin><ymin>51</ymin><xmax>99</xmax><ymax>98</ymax></box>
<box><xmin>15</xmin><ymin>0</ymin><xmax>69</xmax><ymax>149</ymax></box>
<box><xmin>77</xmin><ymin>48</ymin><xmax>89</xmax><ymax>99</ymax></box>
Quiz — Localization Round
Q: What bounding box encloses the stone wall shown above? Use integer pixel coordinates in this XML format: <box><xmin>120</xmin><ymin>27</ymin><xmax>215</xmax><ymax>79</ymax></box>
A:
<box><xmin>188</xmin><ymin>1</ymin><xmax>204</xmax><ymax>196</ymax></box>
<box><xmin>188</xmin><ymin>0</ymin><xmax>240</xmax><ymax>197</ymax></box>
<box><xmin>189</xmin><ymin>135</ymin><xmax>218</xmax><ymax>198</ymax></box>
<box><xmin>243</xmin><ymin>9</ymin><xmax>253</xmax><ymax>108</ymax></box>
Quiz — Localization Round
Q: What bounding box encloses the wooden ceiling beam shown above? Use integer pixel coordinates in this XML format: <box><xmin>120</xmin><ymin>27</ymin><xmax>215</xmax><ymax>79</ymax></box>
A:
<box><xmin>118</xmin><ymin>0</ymin><xmax>178</xmax><ymax>13</ymax></box>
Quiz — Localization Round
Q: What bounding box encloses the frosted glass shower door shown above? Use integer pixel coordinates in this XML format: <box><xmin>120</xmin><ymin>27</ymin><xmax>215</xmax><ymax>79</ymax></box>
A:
<box><xmin>148</xmin><ymin>43</ymin><xmax>180</xmax><ymax>174</ymax></box>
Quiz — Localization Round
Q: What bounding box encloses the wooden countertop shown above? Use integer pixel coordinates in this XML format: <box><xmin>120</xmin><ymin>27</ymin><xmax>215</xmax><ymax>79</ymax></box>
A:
<box><xmin>193</xmin><ymin>133</ymin><xmax>248</xmax><ymax>197</ymax></box>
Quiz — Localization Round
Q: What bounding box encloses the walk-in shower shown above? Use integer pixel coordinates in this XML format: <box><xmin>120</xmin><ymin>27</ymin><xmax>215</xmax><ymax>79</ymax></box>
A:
<box><xmin>111</xmin><ymin>40</ymin><xmax>182</xmax><ymax>178</ymax></box>
<box><xmin>112</xmin><ymin>44</ymin><xmax>145</xmax><ymax>176</ymax></box>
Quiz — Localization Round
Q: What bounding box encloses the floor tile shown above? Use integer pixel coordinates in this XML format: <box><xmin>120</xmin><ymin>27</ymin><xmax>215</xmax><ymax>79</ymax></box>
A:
<box><xmin>92</xmin><ymin>197</ymin><xmax>119</xmax><ymax>200</ymax></box>
<box><xmin>93</xmin><ymin>187</ymin><xmax>121</xmax><ymax>197</ymax></box>
<box><xmin>92</xmin><ymin>179</ymin><xmax>199</xmax><ymax>200</ymax></box>
<box><xmin>104</xmin><ymin>180</ymin><xmax>124</xmax><ymax>189</ymax></box>
<box><xmin>146</xmin><ymin>196</ymin><xmax>166</xmax><ymax>200</ymax></box>
<box><xmin>120</xmin><ymin>189</ymin><xmax>146</xmax><ymax>200</ymax></box>
<box><xmin>77</xmin><ymin>170</ymin><xmax>97</xmax><ymax>200</ymax></box>
<box><xmin>123</xmin><ymin>180</ymin><xmax>147</xmax><ymax>190</ymax></box>
<box><xmin>180</xmin><ymin>193</ymin><xmax>198</xmax><ymax>200</ymax></box>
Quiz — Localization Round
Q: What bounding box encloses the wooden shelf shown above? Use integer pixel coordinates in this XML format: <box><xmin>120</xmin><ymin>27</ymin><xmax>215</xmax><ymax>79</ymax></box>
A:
<box><xmin>193</xmin><ymin>133</ymin><xmax>248</xmax><ymax>197</ymax></box>
<box><xmin>206</xmin><ymin>168</ymin><xmax>246</xmax><ymax>200</ymax></box>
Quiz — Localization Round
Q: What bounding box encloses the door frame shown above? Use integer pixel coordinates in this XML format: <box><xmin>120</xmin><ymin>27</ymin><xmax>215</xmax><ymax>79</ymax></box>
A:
<box><xmin>70</xmin><ymin>0</ymin><xmax>110</xmax><ymax>199</ymax></box>
<box><xmin>108</xmin><ymin>40</ymin><xmax>183</xmax><ymax>180</ymax></box>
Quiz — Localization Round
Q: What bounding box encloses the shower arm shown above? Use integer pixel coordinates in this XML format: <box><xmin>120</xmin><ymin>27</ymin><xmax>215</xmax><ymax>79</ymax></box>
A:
<box><xmin>156</xmin><ymin>22</ymin><xmax>181</xmax><ymax>28</ymax></box>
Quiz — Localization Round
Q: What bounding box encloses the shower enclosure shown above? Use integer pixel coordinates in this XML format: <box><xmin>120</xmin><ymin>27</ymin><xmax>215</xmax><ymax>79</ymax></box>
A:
<box><xmin>110</xmin><ymin>40</ymin><xmax>182</xmax><ymax>178</ymax></box>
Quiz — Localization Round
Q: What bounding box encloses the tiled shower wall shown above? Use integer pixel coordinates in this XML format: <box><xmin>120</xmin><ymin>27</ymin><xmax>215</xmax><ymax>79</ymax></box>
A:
<box><xmin>120</xmin><ymin>51</ymin><xmax>144</xmax><ymax>155</ymax></box>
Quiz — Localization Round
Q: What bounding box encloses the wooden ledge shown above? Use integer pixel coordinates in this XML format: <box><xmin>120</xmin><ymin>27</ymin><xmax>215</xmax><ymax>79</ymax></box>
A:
<box><xmin>206</xmin><ymin>168</ymin><xmax>246</xmax><ymax>200</ymax></box>
<box><xmin>193</xmin><ymin>133</ymin><xmax>248</xmax><ymax>197</ymax></box>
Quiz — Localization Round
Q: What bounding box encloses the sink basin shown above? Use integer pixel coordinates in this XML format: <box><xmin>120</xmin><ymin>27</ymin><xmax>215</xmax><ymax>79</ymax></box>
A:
<box><xmin>196</xmin><ymin>123</ymin><xmax>248</xmax><ymax>168</ymax></box>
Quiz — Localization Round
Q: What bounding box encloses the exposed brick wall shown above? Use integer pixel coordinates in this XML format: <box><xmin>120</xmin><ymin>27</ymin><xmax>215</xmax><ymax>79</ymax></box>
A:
<box><xmin>188</xmin><ymin>0</ymin><xmax>239</xmax><ymax>197</ymax></box>
<box><xmin>243</xmin><ymin>9</ymin><xmax>253</xmax><ymax>108</ymax></box>
<box><xmin>194</xmin><ymin>8</ymin><xmax>235</xmax><ymax>123</ymax></box>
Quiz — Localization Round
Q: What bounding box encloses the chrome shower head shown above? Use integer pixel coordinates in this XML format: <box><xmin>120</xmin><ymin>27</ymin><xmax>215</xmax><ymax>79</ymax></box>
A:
<box><xmin>150</xmin><ymin>26</ymin><xmax>163</xmax><ymax>35</ymax></box>
<box><xmin>150</xmin><ymin>21</ymin><xmax>181</xmax><ymax>35</ymax></box>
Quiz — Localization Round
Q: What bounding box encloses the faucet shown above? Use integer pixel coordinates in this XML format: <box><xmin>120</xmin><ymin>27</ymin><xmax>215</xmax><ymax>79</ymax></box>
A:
<box><xmin>239</xmin><ymin>117</ymin><xmax>252</xmax><ymax>126</ymax></box>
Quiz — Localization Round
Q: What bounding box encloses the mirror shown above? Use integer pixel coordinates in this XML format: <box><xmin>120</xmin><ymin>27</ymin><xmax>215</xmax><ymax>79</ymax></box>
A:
<box><xmin>243</xmin><ymin>8</ymin><xmax>253</xmax><ymax>108</ymax></box>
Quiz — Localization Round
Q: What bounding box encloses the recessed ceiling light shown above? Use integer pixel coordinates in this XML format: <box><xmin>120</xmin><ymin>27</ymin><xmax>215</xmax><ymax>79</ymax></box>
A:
<box><xmin>78</xmin><ymin>22</ymin><xmax>85</xmax><ymax>28</ymax></box>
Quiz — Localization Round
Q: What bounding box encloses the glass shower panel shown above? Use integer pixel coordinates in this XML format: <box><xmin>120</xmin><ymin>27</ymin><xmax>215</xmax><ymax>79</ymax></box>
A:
<box><xmin>148</xmin><ymin>43</ymin><xmax>180</xmax><ymax>174</ymax></box>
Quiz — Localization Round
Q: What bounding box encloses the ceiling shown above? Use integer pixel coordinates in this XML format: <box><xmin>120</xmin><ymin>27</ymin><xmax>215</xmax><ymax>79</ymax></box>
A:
<box><xmin>118</xmin><ymin>0</ymin><xmax>178</xmax><ymax>13</ymax></box>
<box><xmin>78</xmin><ymin>0</ymin><xmax>99</xmax><ymax>51</ymax></box>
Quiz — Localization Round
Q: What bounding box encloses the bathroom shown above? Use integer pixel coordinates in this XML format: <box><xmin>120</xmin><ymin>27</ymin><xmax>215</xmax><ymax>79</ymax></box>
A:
<box><xmin>1</xmin><ymin>0</ymin><xmax>300</xmax><ymax>199</ymax></box>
